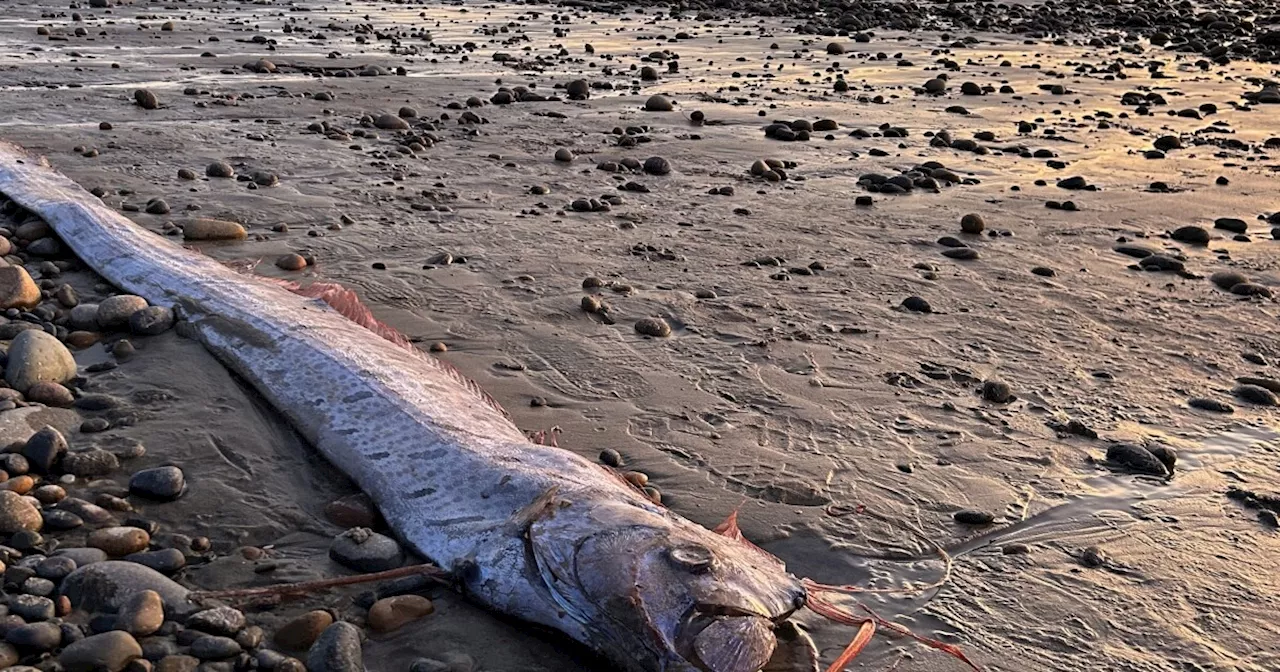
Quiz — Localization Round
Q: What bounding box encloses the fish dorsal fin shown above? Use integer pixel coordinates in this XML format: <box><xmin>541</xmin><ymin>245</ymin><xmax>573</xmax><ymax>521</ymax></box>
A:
<box><xmin>713</xmin><ymin>505</ymin><xmax>787</xmax><ymax>568</ymax></box>
<box><xmin>211</xmin><ymin>259</ymin><xmax>511</xmax><ymax>419</ymax></box>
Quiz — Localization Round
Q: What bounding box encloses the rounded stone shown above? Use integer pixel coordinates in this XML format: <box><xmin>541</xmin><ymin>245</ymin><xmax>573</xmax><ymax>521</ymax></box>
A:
<box><xmin>205</xmin><ymin>162</ymin><xmax>234</xmax><ymax>179</ymax></box>
<box><xmin>97</xmin><ymin>295</ymin><xmax>149</xmax><ymax>330</ymax></box>
<box><xmin>644</xmin><ymin>95</ymin><xmax>673</xmax><ymax>112</ymax></box>
<box><xmin>7</xmin><ymin>622</ymin><xmax>62</xmax><ymax>651</ymax></box>
<box><xmin>0</xmin><ymin>267</ymin><xmax>41</xmax><ymax>311</ymax></box>
<box><xmin>129</xmin><ymin>307</ymin><xmax>175</xmax><ymax>335</ymax></box>
<box><xmin>62</xmin><ymin>449</ymin><xmax>121</xmax><ymax>478</ymax></box>
<box><xmin>634</xmin><ymin>317</ymin><xmax>672</xmax><ymax>338</ymax></box>
<box><xmin>181</xmin><ymin>219</ymin><xmax>247</xmax><ymax>241</ymax></box>
<box><xmin>88</xmin><ymin>527</ymin><xmax>152</xmax><ymax>557</ymax></box>
<box><xmin>59</xmin><ymin>631</ymin><xmax>143</xmax><ymax>672</ymax></box>
<box><xmin>273</xmin><ymin>611</ymin><xmax>333</xmax><ymax>650</ymax></box>
<box><xmin>373</xmin><ymin>114</ymin><xmax>409</xmax><ymax>131</ymax></box>
<box><xmin>5</xmin><ymin>330</ymin><xmax>76</xmax><ymax>392</ymax></box>
<box><xmin>306</xmin><ymin>622</ymin><xmax>361</xmax><ymax>672</ymax></box>
<box><xmin>367</xmin><ymin>595</ymin><xmax>433</xmax><ymax>633</ymax></box>
<box><xmin>190</xmin><ymin>636</ymin><xmax>241</xmax><ymax>660</ymax></box>
<box><xmin>116</xmin><ymin>590</ymin><xmax>165</xmax><ymax>637</ymax></box>
<box><xmin>0</xmin><ymin>489</ymin><xmax>42</xmax><ymax>534</ymax></box>
<box><xmin>187</xmin><ymin>607</ymin><xmax>246</xmax><ymax>636</ymax></box>
<box><xmin>960</xmin><ymin>213</ymin><xmax>985</xmax><ymax>234</ymax></box>
<box><xmin>328</xmin><ymin>528</ymin><xmax>403</xmax><ymax>573</ymax></box>
<box><xmin>26</xmin><ymin>381</ymin><xmax>74</xmax><ymax>407</ymax></box>
<box><xmin>129</xmin><ymin>467</ymin><xmax>186</xmax><ymax>501</ymax></box>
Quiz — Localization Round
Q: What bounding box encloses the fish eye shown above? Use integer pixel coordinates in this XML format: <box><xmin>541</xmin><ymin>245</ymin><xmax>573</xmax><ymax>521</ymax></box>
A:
<box><xmin>668</xmin><ymin>544</ymin><xmax>715</xmax><ymax>574</ymax></box>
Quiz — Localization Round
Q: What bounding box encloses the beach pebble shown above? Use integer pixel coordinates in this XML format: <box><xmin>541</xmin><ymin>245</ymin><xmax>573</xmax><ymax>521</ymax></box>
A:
<box><xmin>644</xmin><ymin>95</ymin><xmax>673</xmax><ymax>112</ymax></box>
<box><xmin>901</xmin><ymin>296</ymin><xmax>932</xmax><ymax>313</ymax></box>
<box><xmin>10</xmin><ymin>594</ymin><xmax>55</xmax><ymax>621</ymax></box>
<box><xmin>367</xmin><ymin>595</ymin><xmax>433</xmax><ymax>633</ymax></box>
<box><xmin>553</xmin><ymin>148</ymin><xmax>574</xmax><ymax>163</ymax></box>
<box><xmin>5</xmin><ymin>330</ymin><xmax>76</xmax><ymax>392</ymax></box>
<box><xmin>155</xmin><ymin>656</ymin><xmax>199</xmax><ymax>672</ymax></box>
<box><xmin>88</xmin><ymin>527</ymin><xmax>152</xmax><ymax>557</ymax></box>
<box><xmin>1234</xmin><ymin>384</ymin><xmax>1279</xmax><ymax>406</ymax></box>
<box><xmin>69</xmin><ymin>304</ymin><xmax>100</xmax><ymax>331</ymax></box>
<box><xmin>599</xmin><ymin>448</ymin><xmax>623</xmax><ymax>467</ymax></box>
<box><xmin>129</xmin><ymin>467</ymin><xmax>185</xmax><ymax>501</ymax></box>
<box><xmin>306</xmin><ymin>622</ymin><xmax>362</xmax><ymax>672</ymax></box>
<box><xmin>953</xmin><ymin>510</ymin><xmax>995</xmax><ymax>525</ymax></box>
<box><xmin>98</xmin><ymin>295</ymin><xmax>149</xmax><ymax>330</ymax></box>
<box><xmin>274</xmin><ymin>611</ymin><xmax>333</xmax><ymax>650</ymax></box>
<box><xmin>1080</xmin><ymin>546</ymin><xmax>1107</xmax><ymax>568</ymax></box>
<box><xmin>26</xmin><ymin>381</ymin><xmax>74</xmax><ymax>407</ymax></box>
<box><xmin>634</xmin><ymin>317</ymin><xmax>671</xmax><ymax>338</ymax></box>
<box><xmin>276</xmin><ymin>254</ymin><xmax>307</xmax><ymax>271</ymax></box>
<box><xmin>1105</xmin><ymin>443</ymin><xmax>1169</xmax><ymax>477</ymax></box>
<box><xmin>181</xmin><ymin>219</ymin><xmax>247</xmax><ymax>241</ymax></box>
<box><xmin>205</xmin><ymin>162</ymin><xmax>234</xmax><ymax>178</ymax></box>
<box><xmin>373</xmin><ymin>114</ymin><xmax>409</xmax><ymax>130</ymax></box>
<box><xmin>960</xmin><ymin>213</ymin><xmax>985</xmax><ymax>234</ymax></box>
<box><xmin>0</xmin><ymin>267</ymin><xmax>42</xmax><ymax>310</ymax></box>
<box><xmin>61</xmin><ymin>631</ymin><xmax>143</xmax><ymax>672</ymax></box>
<box><xmin>23</xmin><ymin>425</ymin><xmax>69</xmax><ymax>474</ymax></box>
<box><xmin>115</xmin><ymin>590</ymin><xmax>164</xmax><ymax>637</ymax></box>
<box><xmin>60</xmin><ymin>562</ymin><xmax>190</xmax><ymax>615</ymax></box>
<box><xmin>190</xmin><ymin>636</ymin><xmax>241</xmax><ymax>660</ymax></box>
<box><xmin>124</xmin><ymin>549</ymin><xmax>186</xmax><ymax>575</ymax></box>
<box><xmin>7</xmin><ymin>622</ymin><xmax>62</xmax><ymax>651</ymax></box>
<box><xmin>134</xmin><ymin>90</ymin><xmax>159</xmax><ymax>110</ymax></box>
<box><xmin>187</xmin><ymin>607</ymin><xmax>246</xmax><ymax>636</ymax></box>
<box><xmin>323</xmin><ymin>494</ymin><xmax>378</xmax><ymax>529</ymax></box>
<box><xmin>129</xmin><ymin>306</ymin><xmax>174</xmax><ymax>335</ymax></box>
<box><xmin>329</xmin><ymin>528</ymin><xmax>403</xmax><ymax>573</ymax></box>
<box><xmin>62</xmin><ymin>449</ymin><xmax>120</xmax><ymax>478</ymax></box>
<box><xmin>643</xmin><ymin>157</ymin><xmax>672</xmax><ymax>175</ymax></box>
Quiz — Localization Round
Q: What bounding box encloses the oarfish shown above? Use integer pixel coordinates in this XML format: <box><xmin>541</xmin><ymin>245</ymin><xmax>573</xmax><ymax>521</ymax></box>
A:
<box><xmin>0</xmin><ymin>142</ymin><xmax>980</xmax><ymax>672</ymax></box>
<box><xmin>0</xmin><ymin>142</ymin><xmax>810</xmax><ymax>672</ymax></box>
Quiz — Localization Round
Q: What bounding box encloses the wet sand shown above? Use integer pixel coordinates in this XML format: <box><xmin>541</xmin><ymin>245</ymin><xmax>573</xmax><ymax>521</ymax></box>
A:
<box><xmin>1</xmin><ymin>0</ymin><xmax>1279</xmax><ymax>670</ymax></box>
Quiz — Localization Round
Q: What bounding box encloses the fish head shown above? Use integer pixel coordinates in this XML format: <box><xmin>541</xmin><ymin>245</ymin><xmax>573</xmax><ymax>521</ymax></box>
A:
<box><xmin>530</xmin><ymin>501</ymin><xmax>806</xmax><ymax>672</ymax></box>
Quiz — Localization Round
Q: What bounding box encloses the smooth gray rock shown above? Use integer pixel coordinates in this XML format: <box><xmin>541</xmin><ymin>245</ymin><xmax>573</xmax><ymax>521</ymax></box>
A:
<box><xmin>59</xmin><ymin>631</ymin><xmax>143</xmax><ymax>672</ymax></box>
<box><xmin>60</xmin><ymin>561</ymin><xmax>191</xmax><ymax>616</ymax></box>
<box><xmin>307</xmin><ymin>622</ymin><xmax>363</xmax><ymax>672</ymax></box>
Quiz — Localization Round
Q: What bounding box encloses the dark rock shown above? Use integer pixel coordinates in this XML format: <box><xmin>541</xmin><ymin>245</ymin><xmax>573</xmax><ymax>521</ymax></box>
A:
<box><xmin>953</xmin><ymin>510</ymin><xmax>994</xmax><ymax>525</ymax></box>
<box><xmin>60</xmin><ymin>631</ymin><xmax>143</xmax><ymax>672</ymax></box>
<box><xmin>60</xmin><ymin>562</ymin><xmax>191</xmax><ymax>616</ymax></box>
<box><xmin>328</xmin><ymin>528</ymin><xmax>403</xmax><ymax>573</ymax></box>
<box><xmin>129</xmin><ymin>467</ymin><xmax>185</xmax><ymax>501</ymax></box>
<box><xmin>306</xmin><ymin>622</ymin><xmax>362</xmax><ymax>672</ymax></box>
<box><xmin>1105</xmin><ymin>443</ymin><xmax>1169</xmax><ymax>477</ymax></box>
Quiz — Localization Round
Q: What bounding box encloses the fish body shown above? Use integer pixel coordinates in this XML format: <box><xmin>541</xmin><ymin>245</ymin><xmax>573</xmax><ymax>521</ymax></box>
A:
<box><xmin>0</xmin><ymin>143</ymin><xmax>806</xmax><ymax>672</ymax></box>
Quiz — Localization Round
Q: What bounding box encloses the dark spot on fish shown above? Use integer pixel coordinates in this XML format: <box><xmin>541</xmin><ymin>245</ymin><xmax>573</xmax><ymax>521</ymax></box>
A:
<box><xmin>407</xmin><ymin>487</ymin><xmax>437</xmax><ymax>499</ymax></box>
<box><xmin>367</xmin><ymin>451</ymin><xmax>391</xmax><ymax>460</ymax></box>
<box><xmin>343</xmin><ymin>391</ymin><xmax>374</xmax><ymax>403</ymax></box>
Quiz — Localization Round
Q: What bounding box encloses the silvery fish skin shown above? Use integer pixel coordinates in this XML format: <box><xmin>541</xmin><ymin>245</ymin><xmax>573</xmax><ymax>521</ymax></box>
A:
<box><xmin>0</xmin><ymin>143</ymin><xmax>808</xmax><ymax>672</ymax></box>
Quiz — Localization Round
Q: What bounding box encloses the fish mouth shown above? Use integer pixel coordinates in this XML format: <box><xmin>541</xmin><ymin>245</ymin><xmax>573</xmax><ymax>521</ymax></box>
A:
<box><xmin>680</xmin><ymin>597</ymin><xmax>804</xmax><ymax>672</ymax></box>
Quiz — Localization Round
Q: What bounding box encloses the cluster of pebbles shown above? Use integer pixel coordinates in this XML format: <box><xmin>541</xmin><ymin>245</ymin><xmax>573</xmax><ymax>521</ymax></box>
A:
<box><xmin>0</xmin><ymin>195</ymin><xmax>446</xmax><ymax>672</ymax></box>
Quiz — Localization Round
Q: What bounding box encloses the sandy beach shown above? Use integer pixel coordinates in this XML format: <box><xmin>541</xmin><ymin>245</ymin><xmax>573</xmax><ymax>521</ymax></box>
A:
<box><xmin>0</xmin><ymin>0</ymin><xmax>1278</xmax><ymax>670</ymax></box>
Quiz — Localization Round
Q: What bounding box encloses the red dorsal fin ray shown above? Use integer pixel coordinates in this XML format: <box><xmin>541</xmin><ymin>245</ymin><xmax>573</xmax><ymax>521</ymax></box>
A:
<box><xmin>215</xmin><ymin>262</ymin><xmax>511</xmax><ymax>420</ymax></box>
<box><xmin>713</xmin><ymin>503</ymin><xmax>786</xmax><ymax>568</ymax></box>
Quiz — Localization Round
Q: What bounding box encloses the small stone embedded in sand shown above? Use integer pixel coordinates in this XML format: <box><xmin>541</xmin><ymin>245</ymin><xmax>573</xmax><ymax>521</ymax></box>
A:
<box><xmin>954</xmin><ymin>510</ymin><xmax>994</xmax><ymax>525</ymax></box>
<box><xmin>1080</xmin><ymin>546</ymin><xmax>1107</xmax><ymax>568</ymax></box>
<box><xmin>981</xmin><ymin>379</ymin><xmax>1013</xmax><ymax>403</ymax></box>
<box><xmin>924</xmin><ymin>78</ymin><xmax>946</xmax><ymax>93</ymax></box>
<box><xmin>566</xmin><ymin>79</ymin><xmax>589</xmax><ymax>99</ymax></box>
<box><xmin>634</xmin><ymin>317</ymin><xmax>671</xmax><ymax>337</ymax></box>
<box><xmin>1234</xmin><ymin>384</ymin><xmax>1279</xmax><ymax>406</ymax></box>
<box><xmin>644</xmin><ymin>95</ymin><xmax>673</xmax><ymax>112</ymax></box>
<box><xmin>1171</xmin><ymin>225</ymin><xmax>1210</xmax><ymax>244</ymax></box>
<box><xmin>960</xmin><ymin>213</ymin><xmax>985</xmax><ymax>234</ymax></box>
<box><xmin>188</xmin><ymin>606</ymin><xmax>247</xmax><ymax>636</ymax></box>
<box><xmin>5</xmin><ymin>330</ymin><xmax>76</xmax><ymax>393</ymax></box>
<box><xmin>275</xmin><ymin>611</ymin><xmax>334</xmax><ymax>650</ymax></box>
<box><xmin>130</xmin><ymin>466</ymin><xmax>185</xmax><ymax>500</ymax></box>
<box><xmin>205</xmin><ymin>162</ymin><xmax>235</xmax><ymax>178</ymax></box>
<box><xmin>554</xmin><ymin>148</ymin><xmax>574</xmax><ymax>163</ymax></box>
<box><xmin>367</xmin><ymin>595</ymin><xmax>434</xmax><ymax>633</ymax></box>
<box><xmin>329</xmin><ymin>527</ymin><xmax>403</xmax><ymax>573</ymax></box>
<box><xmin>1188</xmin><ymin>397</ymin><xmax>1233</xmax><ymax>413</ymax></box>
<box><xmin>0</xmin><ymin>266</ymin><xmax>42</xmax><ymax>310</ymax></box>
<box><xmin>88</xmin><ymin>526</ymin><xmax>151</xmax><ymax>557</ymax></box>
<box><xmin>901</xmin><ymin>296</ymin><xmax>932</xmax><ymax>313</ymax></box>
<box><xmin>276</xmin><ymin>253</ymin><xmax>307</xmax><ymax>271</ymax></box>
<box><xmin>134</xmin><ymin>90</ymin><xmax>159</xmax><ymax>110</ymax></box>
<box><xmin>599</xmin><ymin>448</ymin><xmax>623</xmax><ymax>468</ymax></box>
<box><xmin>581</xmin><ymin>296</ymin><xmax>604</xmax><ymax>314</ymax></box>
<box><xmin>373</xmin><ymin>114</ymin><xmax>409</xmax><ymax>130</ymax></box>
<box><xmin>182</xmin><ymin>218</ymin><xmax>247</xmax><ymax>241</ymax></box>
<box><xmin>252</xmin><ymin>171</ymin><xmax>279</xmax><ymax>187</ymax></box>
<box><xmin>1209</xmin><ymin>270</ymin><xmax>1249</xmax><ymax>290</ymax></box>
<box><xmin>643</xmin><ymin>156</ymin><xmax>671</xmax><ymax>175</ymax></box>
<box><xmin>640</xmin><ymin>66</ymin><xmax>659</xmax><ymax>81</ymax></box>
<box><xmin>177</xmin><ymin>169</ymin><xmax>196</xmax><ymax>180</ymax></box>
<box><xmin>1105</xmin><ymin>443</ymin><xmax>1169</xmax><ymax>476</ymax></box>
